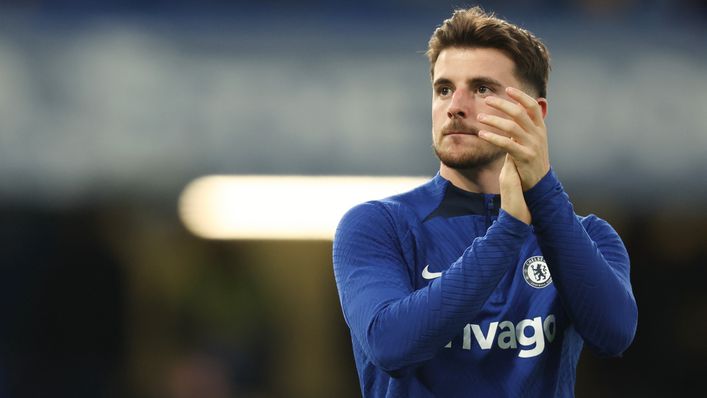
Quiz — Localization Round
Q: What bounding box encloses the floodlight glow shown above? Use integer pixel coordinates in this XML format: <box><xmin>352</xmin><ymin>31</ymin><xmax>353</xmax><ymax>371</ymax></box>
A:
<box><xmin>178</xmin><ymin>175</ymin><xmax>429</xmax><ymax>240</ymax></box>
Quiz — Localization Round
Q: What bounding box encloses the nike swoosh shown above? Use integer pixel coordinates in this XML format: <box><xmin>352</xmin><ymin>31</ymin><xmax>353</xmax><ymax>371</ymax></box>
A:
<box><xmin>422</xmin><ymin>265</ymin><xmax>442</xmax><ymax>280</ymax></box>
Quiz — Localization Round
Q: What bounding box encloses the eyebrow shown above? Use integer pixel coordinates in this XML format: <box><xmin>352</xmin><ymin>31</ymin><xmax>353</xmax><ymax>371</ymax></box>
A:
<box><xmin>432</xmin><ymin>76</ymin><xmax>504</xmax><ymax>90</ymax></box>
<box><xmin>468</xmin><ymin>77</ymin><xmax>503</xmax><ymax>89</ymax></box>
<box><xmin>432</xmin><ymin>77</ymin><xmax>453</xmax><ymax>88</ymax></box>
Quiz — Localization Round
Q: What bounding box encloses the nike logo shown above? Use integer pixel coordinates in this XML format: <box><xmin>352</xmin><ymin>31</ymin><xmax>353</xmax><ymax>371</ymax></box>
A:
<box><xmin>422</xmin><ymin>265</ymin><xmax>442</xmax><ymax>280</ymax></box>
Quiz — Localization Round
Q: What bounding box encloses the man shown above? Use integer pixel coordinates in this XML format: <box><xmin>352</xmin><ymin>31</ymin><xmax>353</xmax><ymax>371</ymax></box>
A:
<box><xmin>332</xmin><ymin>6</ymin><xmax>637</xmax><ymax>398</ymax></box>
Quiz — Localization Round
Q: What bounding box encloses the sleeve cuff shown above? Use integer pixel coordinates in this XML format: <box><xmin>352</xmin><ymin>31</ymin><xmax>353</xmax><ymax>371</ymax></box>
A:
<box><xmin>523</xmin><ymin>168</ymin><xmax>562</xmax><ymax>208</ymax></box>
<box><xmin>496</xmin><ymin>209</ymin><xmax>532</xmax><ymax>237</ymax></box>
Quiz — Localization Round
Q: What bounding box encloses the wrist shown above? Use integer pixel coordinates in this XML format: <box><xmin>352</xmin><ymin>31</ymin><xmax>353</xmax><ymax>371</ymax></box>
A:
<box><xmin>522</xmin><ymin>165</ymin><xmax>551</xmax><ymax>192</ymax></box>
<box><xmin>498</xmin><ymin>209</ymin><xmax>533</xmax><ymax>230</ymax></box>
<box><xmin>500</xmin><ymin>200</ymin><xmax>531</xmax><ymax>225</ymax></box>
<box><xmin>523</xmin><ymin>167</ymin><xmax>561</xmax><ymax>208</ymax></box>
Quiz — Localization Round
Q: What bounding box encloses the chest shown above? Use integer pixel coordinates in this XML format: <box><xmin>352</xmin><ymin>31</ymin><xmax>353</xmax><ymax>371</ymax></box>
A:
<box><xmin>410</xmin><ymin>215</ymin><xmax>561</xmax><ymax>322</ymax></box>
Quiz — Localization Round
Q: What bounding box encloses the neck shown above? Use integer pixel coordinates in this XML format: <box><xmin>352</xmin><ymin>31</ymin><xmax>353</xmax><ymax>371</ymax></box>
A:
<box><xmin>439</xmin><ymin>157</ymin><xmax>504</xmax><ymax>194</ymax></box>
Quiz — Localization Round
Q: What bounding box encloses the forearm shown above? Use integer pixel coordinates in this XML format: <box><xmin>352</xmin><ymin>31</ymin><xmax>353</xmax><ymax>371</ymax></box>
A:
<box><xmin>370</xmin><ymin>211</ymin><xmax>529</xmax><ymax>370</ymax></box>
<box><xmin>334</xmin><ymin>206</ymin><xmax>530</xmax><ymax>372</ymax></box>
<box><xmin>525</xmin><ymin>170</ymin><xmax>638</xmax><ymax>355</ymax></box>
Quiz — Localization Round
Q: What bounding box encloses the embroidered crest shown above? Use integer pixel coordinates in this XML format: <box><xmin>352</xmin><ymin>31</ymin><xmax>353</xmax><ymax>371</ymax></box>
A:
<box><xmin>522</xmin><ymin>256</ymin><xmax>552</xmax><ymax>288</ymax></box>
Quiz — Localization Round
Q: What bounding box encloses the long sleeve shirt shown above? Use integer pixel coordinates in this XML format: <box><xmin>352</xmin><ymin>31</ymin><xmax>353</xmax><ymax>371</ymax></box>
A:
<box><xmin>332</xmin><ymin>169</ymin><xmax>637</xmax><ymax>397</ymax></box>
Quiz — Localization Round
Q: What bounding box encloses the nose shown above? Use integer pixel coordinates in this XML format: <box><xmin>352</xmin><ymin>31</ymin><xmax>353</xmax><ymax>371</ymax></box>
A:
<box><xmin>447</xmin><ymin>89</ymin><xmax>472</xmax><ymax>119</ymax></box>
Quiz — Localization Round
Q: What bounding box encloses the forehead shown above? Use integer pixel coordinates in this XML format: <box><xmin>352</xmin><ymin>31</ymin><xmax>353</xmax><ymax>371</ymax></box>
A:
<box><xmin>433</xmin><ymin>47</ymin><xmax>520</xmax><ymax>86</ymax></box>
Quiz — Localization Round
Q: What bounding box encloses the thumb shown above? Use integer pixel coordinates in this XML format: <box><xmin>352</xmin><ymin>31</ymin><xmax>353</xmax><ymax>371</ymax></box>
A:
<box><xmin>500</xmin><ymin>153</ymin><xmax>514</xmax><ymax>180</ymax></box>
<box><xmin>500</xmin><ymin>154</ymin><xmax>522</xmax><ymax>191</ymax></box>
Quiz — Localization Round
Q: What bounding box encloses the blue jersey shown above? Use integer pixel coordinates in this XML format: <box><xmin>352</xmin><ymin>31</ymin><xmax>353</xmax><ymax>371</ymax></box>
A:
<box><xmin>332</xmin><ymin>169</ymin><xmax>637</xmax><ymax>397</ymax></box>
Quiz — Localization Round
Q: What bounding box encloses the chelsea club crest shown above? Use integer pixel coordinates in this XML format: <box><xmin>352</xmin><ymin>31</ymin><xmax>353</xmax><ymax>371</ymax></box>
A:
<box><xmin>522</xmin><ymin>256</ymin><xmax>552</xmax><ymax>288</ymax></box>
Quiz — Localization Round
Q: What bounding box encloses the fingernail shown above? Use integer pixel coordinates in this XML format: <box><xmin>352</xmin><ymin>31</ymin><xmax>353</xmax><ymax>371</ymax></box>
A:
<box><xmin>477</xmin><ymin>113</ymin><xmax>487</xmax><ymax>121</ymax></box>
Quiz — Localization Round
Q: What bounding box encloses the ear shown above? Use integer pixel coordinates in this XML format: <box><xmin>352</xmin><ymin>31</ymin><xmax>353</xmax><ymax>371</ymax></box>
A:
<box><xmin>536</xmin><ymin>97</ymin><xmax>548</xmax><ymax>119</ymax></box>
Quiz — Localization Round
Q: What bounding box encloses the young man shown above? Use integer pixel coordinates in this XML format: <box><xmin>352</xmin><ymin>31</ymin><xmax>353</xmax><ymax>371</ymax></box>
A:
<box><xmin>332</xmin><ymin>6</ymin><xmax>637</xmax><ymax>398</ymax></box>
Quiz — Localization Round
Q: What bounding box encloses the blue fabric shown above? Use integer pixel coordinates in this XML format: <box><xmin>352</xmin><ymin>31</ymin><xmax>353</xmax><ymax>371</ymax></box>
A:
<box><xmin>333</xmin><ymin>169</ymin><xmax>637</xmax><ymax>398</ymax></box>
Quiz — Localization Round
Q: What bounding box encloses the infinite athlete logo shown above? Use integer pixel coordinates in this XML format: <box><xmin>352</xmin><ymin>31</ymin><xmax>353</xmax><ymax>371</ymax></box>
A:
<box><xmin>444</xmin><ymin>314</ymin><xmax>556</xmax><ymax>358</ymax></box>
<box><xmin>522</xmin><ymin>256</ymin><xmax>552</xmax><ymax>288</ymax></box>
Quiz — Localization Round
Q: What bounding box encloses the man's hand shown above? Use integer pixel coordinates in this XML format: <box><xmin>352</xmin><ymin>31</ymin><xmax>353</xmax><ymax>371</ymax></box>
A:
<box><xmin>499</xmin><ymin>154</ymin><xmax>531</xmax><ymax>225</ymax></box>
<box><xmin>477</xmin><ymin>87</ymin><xmax>549</xmax><ymax>191</ymax></box>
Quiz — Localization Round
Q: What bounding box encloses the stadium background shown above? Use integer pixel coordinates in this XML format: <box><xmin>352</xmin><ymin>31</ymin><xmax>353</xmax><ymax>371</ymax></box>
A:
<box><xmin>0</xmin><ymin>0</ymin><xmax>705</xmax><ymax>396</ymax></box>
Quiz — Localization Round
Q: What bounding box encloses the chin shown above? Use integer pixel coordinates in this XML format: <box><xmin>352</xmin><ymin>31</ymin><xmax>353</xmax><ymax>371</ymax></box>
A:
<box><xmin>435</xmin><ymin>146</ymin><xmax>503</xmax><ymax>170</ymax></box>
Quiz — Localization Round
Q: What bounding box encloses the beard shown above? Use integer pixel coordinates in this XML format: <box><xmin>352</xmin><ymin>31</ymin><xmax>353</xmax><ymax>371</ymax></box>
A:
<box><xmin>433</xmin><ymin>119</ymin><xmax>505</xmax><ymax>170</ymax></box>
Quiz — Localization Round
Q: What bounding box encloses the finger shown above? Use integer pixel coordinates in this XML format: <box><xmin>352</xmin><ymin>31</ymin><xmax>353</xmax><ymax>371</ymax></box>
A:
<box><xmin>477</xmin><ymin>113</ymin><xmax>526</xmax><ymax>141</ymax></box>
<box><xmin>483</xmin><ymin>95</ymin><xmax>536</xmax><ymax>132</ymax></box>
<box><xmin>500</xmin><ymin>152</ymin><xmax>511</xmax><ymax>173</ymax></box>
<box><xmin>503</xmin><ymin>150</ymin><xmax>524</xmax><ymax>174</ymax></box>
<box><xmin>477</xmin><ymin>130</ymin><xmax>529</xmax><ymax>158</ymax></box>
<box><xmin>505</xmin><ymin>87</ymin><xmax>544</xmax><ymax>125</ymax></box>
<box><xmin>506</xmin><ymin>153</ymin><xmax>520</xmax><ymax>173</ymax></box>
<box><xmin>500</xmin><ymin>154</ymin><xmax>511</xmax><ymax>182</ymax></box>
<box><xmin>500</xmin><ymin>153</ymin><xmax>517</xmax><ymax>180</ymax></box>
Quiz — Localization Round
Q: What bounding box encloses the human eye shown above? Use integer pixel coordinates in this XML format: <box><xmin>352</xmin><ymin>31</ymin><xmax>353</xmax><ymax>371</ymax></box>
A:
<box><xmin>476</xmin><ymin>85</ymin><xmax>493</xmax><ymax>96</ymax></box>
<box><xmin>436</xmin><ymin>86</ymin><xmax>453</xmax><ymax>97</ymax></box>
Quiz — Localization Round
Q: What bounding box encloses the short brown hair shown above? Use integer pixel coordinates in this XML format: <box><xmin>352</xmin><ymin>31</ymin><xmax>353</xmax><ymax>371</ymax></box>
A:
<box><xmin>427</xmin><ymin>6</ymin><xmax>551</xmax><ymax>98</ymax></box>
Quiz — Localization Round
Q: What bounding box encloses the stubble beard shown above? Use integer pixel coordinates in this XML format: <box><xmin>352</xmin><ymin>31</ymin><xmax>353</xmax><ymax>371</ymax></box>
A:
<box><xmin>433</xmin><ymin>121</ymin><xmax>505</xmax><ymax>170</ymax></box>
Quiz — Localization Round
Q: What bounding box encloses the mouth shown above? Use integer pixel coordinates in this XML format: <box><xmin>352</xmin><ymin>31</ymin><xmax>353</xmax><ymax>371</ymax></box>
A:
<box><xmin>443</xmin><ymin>130</ymin><xmax>478</xmax><ymax>137</ymax></box>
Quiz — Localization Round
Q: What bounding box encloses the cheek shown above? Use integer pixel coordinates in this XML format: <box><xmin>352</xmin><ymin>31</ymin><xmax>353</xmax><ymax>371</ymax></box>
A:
<box><xmin>432</xmin><ymin>102</ymin><xmax>446</xmax><ymax>124</ymax></box>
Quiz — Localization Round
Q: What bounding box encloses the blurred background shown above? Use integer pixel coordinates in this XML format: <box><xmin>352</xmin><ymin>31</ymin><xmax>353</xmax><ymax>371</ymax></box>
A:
<box><xmin>0</xmin><ymin>0</ymin><xmax>705</xmax><ymax>397</ymax></box>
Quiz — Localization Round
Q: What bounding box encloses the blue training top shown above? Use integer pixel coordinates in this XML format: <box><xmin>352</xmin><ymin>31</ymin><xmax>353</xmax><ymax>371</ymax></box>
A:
<box><xmin>333</xmin><ymin>169</ymin><xmax>637</xmax><ymax>397</ymax></box>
